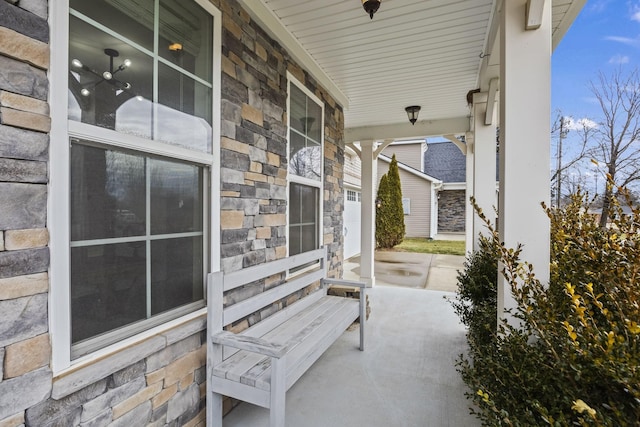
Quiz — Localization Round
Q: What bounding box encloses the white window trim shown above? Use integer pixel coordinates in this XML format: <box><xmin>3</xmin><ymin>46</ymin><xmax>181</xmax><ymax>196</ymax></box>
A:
<box><xmin>48</xmin><ymin>0</ymin><xmax>221</xmax><ymax>373</ymax></box>
<box><xmin>285</xmin><ymin>72</ymin><xmax>324</xmax><ymax>259</ymax></box>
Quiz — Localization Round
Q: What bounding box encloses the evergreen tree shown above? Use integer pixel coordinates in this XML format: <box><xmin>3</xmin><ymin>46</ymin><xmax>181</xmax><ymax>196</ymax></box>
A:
<box><xmin>375</xmin><ymin>154</ymin><xmax>405</xmax><ymax>248</ymax></box>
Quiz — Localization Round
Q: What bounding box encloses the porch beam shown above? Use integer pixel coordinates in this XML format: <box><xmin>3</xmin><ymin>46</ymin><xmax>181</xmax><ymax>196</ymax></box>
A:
<box><xmin>345</xmin><ymin>116</ymin><xmax>469</xmax><ymax>143</ymax></box>
<box><xmin>498</xmin><ymin>0</ymin><xmax>551</xmax><ymax>319</ymax></box>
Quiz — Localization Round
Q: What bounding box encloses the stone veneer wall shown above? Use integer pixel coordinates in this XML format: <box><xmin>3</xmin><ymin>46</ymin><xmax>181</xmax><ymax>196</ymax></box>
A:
<box><xmin>0</xmin><ymin>0</ymin><xmax>345</xmax><ymax>425</ymax></box>
<box><xmin>437</xmin><ymin>189</ymin><xmax>466</xmax><ymax>233</ymax></box>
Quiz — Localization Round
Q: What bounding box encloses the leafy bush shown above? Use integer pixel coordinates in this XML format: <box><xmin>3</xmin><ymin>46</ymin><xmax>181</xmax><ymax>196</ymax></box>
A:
<box><xmin>451</xmin><ymin>235</ymin><xmax>499</xmax><ymax>348</ymax></box>
<box><xmin>375</xmin><ymin>154</ymin><xmax>405</xmax><ymax>248</ymax></box>
<box><xmin>455</xmin><ymin>190</ymin><xmax>640</xmax><ymax>426</ymax></box>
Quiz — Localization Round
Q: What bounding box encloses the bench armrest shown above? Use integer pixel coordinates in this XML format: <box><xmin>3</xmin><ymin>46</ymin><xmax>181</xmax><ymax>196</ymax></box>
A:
<box><xmin>322</xmin><ymin>278</ymin><xmax>367</xmax><ymax>288</ymax></box>
<box><xmin>211</xmin><ymin>331</ymin><xmax>290</xmax><ymax>359</ymax></box>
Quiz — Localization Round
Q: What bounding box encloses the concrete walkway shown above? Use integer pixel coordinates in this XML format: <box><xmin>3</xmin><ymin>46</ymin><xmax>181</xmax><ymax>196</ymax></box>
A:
<box><xmin>223</xmin><ymin>254</ymin><xmax>478</xmax><ymax>426</ymax></box>
<box><xmin>344</xmin><ymin>252</ymin><xmax>466</xmax><ymax>292</ymax></box>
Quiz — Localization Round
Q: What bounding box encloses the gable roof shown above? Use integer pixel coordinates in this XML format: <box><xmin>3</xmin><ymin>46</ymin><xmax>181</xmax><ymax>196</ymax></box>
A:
<box><xmin>423</xmin><ymin>142</ymin><xmax>467</xmax><ymax>183</ymax></box>
<box><xmin>378</xmin><ymin>154</ymin><xmax>441</xmax><ymax>184</ymax></box>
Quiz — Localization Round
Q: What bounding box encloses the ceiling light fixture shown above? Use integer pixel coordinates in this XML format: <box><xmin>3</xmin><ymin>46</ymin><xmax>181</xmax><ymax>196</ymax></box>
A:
<box><xmin>70</xmin><ymin>48</ymin><xmax>134</xmax><ymax>98</ymax></box>
<box><xmin>362</xmin><ymin>0</ymin><xmax>381</xmax><ymax>19</ymax></box>
<box><xmin>405</xmin><ymin>105</ymin><xmax>421</xmax><ymax>125</ymax></box>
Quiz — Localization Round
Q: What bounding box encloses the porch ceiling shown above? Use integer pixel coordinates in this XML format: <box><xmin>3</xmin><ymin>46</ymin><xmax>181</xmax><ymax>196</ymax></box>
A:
<box><xmin>239</xmin><ymin>0</ymin><xmax>585</xmax><ymax>139</ymax></box>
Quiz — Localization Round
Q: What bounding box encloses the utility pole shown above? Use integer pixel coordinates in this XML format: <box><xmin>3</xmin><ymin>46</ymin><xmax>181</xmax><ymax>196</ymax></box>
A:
<box><xmin>556</xmin><ymin>117</ymin><xmax>567</xmax><ymax>207</ymax></box>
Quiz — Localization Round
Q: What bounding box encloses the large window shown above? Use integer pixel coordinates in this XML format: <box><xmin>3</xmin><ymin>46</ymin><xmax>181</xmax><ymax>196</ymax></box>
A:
<box><xmin>56</xmin><ymin>0</ymin><xmax>219</xmax><ymax>361</ymax></box>
<box><xmin>288</xmin><ymin>77</ymin><xmax>323</xmax><ymax>256</ymax></box>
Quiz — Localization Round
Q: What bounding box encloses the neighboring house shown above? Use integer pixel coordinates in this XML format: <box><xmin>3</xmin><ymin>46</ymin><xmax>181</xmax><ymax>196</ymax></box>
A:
<box><xmin>343</xmin><ymin>141</ymin><xmax>441</xmax><ymax>258</ymax></box>
<box><xmin>0</xmin><ymin>1</ymin><xmax>345</xmax><ymax>425</ymax></box>
<box><xmin>377</xmin><ymin>151</ymin><xmax>440</xmax><ymax>239</ymax></box>
<box><xmin>423</xmin><ymin>141</ymin><xmax>468</xmax><ymax>234</ymax></box>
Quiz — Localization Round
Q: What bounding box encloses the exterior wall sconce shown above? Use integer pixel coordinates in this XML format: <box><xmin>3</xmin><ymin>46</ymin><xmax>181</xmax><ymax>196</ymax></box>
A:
<box><xmin>405</xmin><ymin>105</ymin><xmax>421</xmax><ymax>125</ymax></box>
<box><xmin>362</xmin><ymin>0</ymin><xmax>381</xmax><ymax>19</ymax></box>
<box><xmin>375</xmin><ymin>198</ymin><xmax>382</xmax><ymax>208</ymax></box>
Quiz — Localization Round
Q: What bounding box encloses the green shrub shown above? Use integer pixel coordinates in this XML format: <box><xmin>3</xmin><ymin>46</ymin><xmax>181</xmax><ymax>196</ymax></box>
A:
<box><xmin>456</xmin><ymin>190</ymin><xmax>640</xmax><ymax>426</ymax></box>
<box><xmin>375</xmin><ymin>154</ymin><xmax>405</xmax><ymax>248</ymax></box>
<box><xmin>451</xmin><ymin>235</ymin><xmax>499</xmax><ymax>348</ymax></box>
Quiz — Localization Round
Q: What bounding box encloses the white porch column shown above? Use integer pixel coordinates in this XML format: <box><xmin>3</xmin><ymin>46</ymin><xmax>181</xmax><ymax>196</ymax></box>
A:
<box><xmin>359</xmin><ymin>140</ymin><xmax>377</xmax><ymax>287</ymax></box>
<box><xmin>498</xmin><ymin>0</ymin><xmax>551</xmax><ymax>317</ymax></box>
<box><xmin>472</xmin><ymin>92</ymin><xmax>498</xmax><ymax>252</ymax></box>
<box><xmin>464</xmin><ymin>133</ymin><xmax>475</xmax><ymax>255</ymax></box>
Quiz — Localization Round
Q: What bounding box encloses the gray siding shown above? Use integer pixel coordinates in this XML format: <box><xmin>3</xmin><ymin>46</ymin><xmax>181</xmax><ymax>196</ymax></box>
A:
<box><xmin>377</xmin><ymin>160</ymin><xmax>432</xmax><ymax>238</ymax></box>
<box><xmin>382</xmin><ymin>143</ymin><xmax>424</xmax><ymax>172</ymax></box>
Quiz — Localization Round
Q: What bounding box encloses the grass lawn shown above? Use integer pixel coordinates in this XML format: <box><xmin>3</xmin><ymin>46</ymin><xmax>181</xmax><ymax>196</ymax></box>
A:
<box><xmin>389</xmin><ymin>238</ymin><xmax>466</xmax><ymax>256</ymax></box>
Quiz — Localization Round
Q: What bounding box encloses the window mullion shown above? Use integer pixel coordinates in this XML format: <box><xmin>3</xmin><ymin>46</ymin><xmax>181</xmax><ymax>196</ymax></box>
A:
<box><xmin>152</xmin><ymin>0</ymin><xmax>160</xmax><ymax>141</ymax></box>
<box><xmin>146</xmin><ymin>159</ymin><xmax>152</xmax><ymax>319</ymax></box>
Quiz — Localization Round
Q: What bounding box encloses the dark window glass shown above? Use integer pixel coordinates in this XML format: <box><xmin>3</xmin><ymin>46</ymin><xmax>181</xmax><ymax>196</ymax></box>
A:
<box><xmin>150</xmin><ymin>158</ymin><xmax>203</xmax><ymax>235</ymax></box>
<box><xmin>71</xmin><ymin>144</ymin><xmax>146</xmax><ymax>241</ymax></box>
<box><xmin>71</xmin><ymin>242</ymin><xmax>146</xmax><ymax>343</ymax></box>
<box><xmin>70</xmin><ymin>141</ymin><xmax>205</xmax><ymax>349</ymax></box>
<box><xmin>151</xmin><ymin>236</ymin><xmax>203</xmax><ymax>315</ymax></box>
<box><xmin>289</xmin><ymin>182</ymin><xmax>319</xmax><ymax>256</ymax></box>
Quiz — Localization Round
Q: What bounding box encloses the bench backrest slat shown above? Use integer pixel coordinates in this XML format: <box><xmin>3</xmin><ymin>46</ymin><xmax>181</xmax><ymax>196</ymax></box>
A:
<box><xmin>224</xmin><ymin>267</ymin><xmax>326</xmax><ymax>326</ymax></box>
<box><xmin>223</xmin><ymin>247</ymin><xmax>327</xmax><ymax>292</ymax></box>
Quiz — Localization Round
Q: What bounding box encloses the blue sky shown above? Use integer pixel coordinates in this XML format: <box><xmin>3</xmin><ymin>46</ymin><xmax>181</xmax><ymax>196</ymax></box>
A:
<box><xmin>553</xmin><ymin>0</ymin><xmax>639</xmax><ymax>121</ymax></box>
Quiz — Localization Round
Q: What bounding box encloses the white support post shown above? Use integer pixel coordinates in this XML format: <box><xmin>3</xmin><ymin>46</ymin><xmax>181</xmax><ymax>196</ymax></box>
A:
<box><xmin>499</xmin><ymin>0</ymin><xmax>551</xmax><ymax>319</ymax></box>
<box><xmin>464</xmin><ymin>133</ymin><xmax>475</xmax><ymax>255</ymax></box>
<box><xmin>472</xmin><ymin>91</ymin><xmax>498</xmax><ymax>252</ymax></box>
<box><xmin>359</xmin><ymin>140</ymin><xmax>377</xmax><ymax>287</ymax></box>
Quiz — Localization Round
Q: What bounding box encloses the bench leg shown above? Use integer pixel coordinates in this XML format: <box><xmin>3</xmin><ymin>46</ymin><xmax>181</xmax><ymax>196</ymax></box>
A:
<box><xmin>270</xmin><ymin>357</ymin><xmax>286</xmax><ymax>427</ymax></box>
<box><xmin>207</xmin><ymin>389</ymin><xmax>223</xmax><ymax>427</ymax></box>
<box><xmin>359</xmin><ymin>288</ymin><xmax>366</xmax><ymax>351</ymax></box>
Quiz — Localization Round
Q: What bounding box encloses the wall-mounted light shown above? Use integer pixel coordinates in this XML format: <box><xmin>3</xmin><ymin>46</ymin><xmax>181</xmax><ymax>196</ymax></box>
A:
<box><xmin>405</xmin><ymin>105</ymin><xmax>421</xmax><ymax>125</ymax></box>
<box><xmin>362</xmin><ymin>0</ymin><xmax>381</xmax><ymax>19</ymax></box>
<box><xmin>376</xmin><ymin>198</ymin><xmax>383</xmax><ymax>209</ymax></box>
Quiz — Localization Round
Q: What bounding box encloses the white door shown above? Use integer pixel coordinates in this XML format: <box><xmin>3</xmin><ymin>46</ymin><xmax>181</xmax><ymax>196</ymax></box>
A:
<box><xmin>343</xmin><ymin>189</ymin><xmax>361</xmax><ymax>259</ymax></box>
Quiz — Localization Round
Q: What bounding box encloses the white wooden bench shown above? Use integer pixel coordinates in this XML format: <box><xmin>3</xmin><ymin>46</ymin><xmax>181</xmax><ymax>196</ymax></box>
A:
<box><xmin>206</xmin><ymin>246</ymin><xmax>366</xmax><ymax>427</ymax></box>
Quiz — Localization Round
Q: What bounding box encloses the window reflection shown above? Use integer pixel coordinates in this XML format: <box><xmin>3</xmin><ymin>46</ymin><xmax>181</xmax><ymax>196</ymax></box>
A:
<box><xmin>69</xmin><ymin>1</ymin><xmax>213</xmax><ymax>153</ymax></box>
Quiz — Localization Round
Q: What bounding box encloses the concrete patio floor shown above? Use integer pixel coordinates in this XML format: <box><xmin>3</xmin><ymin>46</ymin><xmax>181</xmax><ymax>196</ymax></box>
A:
<box><xmin>222</xmin><ymin>279</ymin><xmax>478</xmax><ymax>426</ymax></box>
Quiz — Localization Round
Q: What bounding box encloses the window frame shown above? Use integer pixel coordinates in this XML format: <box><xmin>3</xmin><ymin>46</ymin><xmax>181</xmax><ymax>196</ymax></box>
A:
<box><xmin>286</xmin><ymin>73</ymin><xmax>324</xmax><ymax>258</ymax></box>
<box><xmin>49</xmin><ymin>0</ymin><xmax>222</xmax><ymax>373</ymax></box>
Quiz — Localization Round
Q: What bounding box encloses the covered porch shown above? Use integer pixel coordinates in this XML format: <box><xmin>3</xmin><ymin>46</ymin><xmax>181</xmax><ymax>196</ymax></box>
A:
<box><xmin>239</xmin><ymin>0</ymin><xmax>586</xmax><ymax>316</ymax></box>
